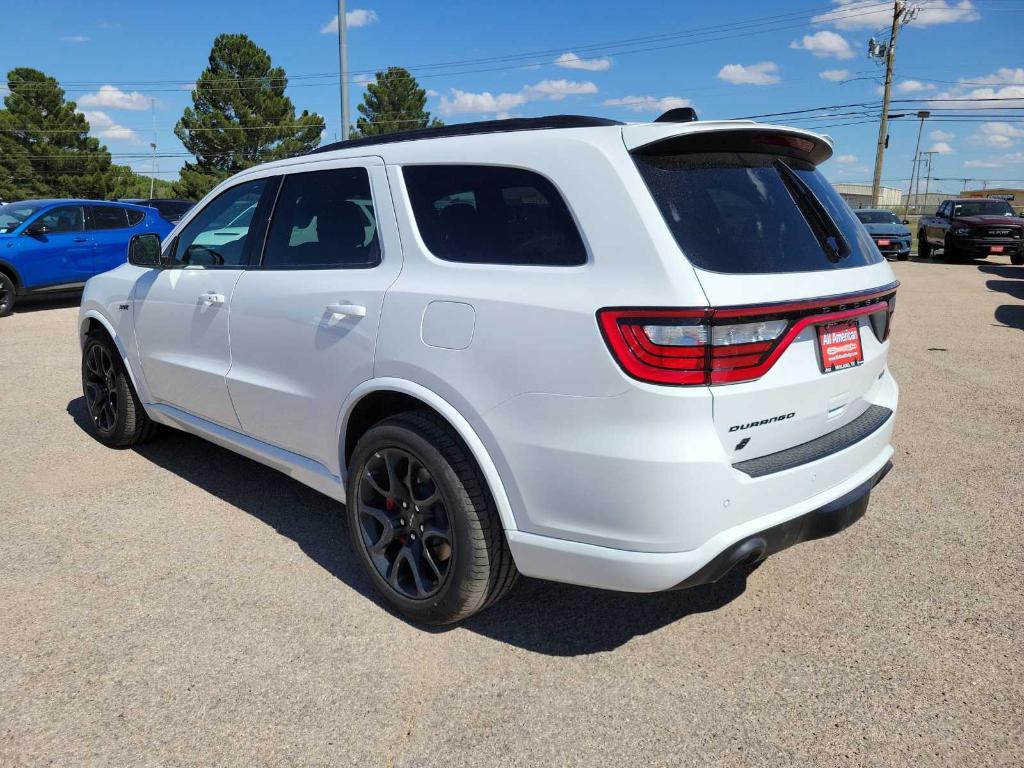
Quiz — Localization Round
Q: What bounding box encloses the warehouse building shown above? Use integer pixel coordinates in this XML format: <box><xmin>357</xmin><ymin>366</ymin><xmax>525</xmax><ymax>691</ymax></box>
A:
<box><xmin>832</xmin><ymin>183</ymin><xmax>903</xmax><ymax>209</ymax></box>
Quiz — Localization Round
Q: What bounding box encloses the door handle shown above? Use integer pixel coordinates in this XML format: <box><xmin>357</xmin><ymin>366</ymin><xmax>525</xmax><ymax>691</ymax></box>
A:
<box><xmin>199</xmin><ymin>291</ymin><xmax>226</xmax><ymax>306</ymax></box>
<box><xmin>73</xmin><ymin>237</ymin><xmax>88</xmax><ymax>243</ymax></box>
<box><xmin>326</xmin><ymin>303</ymin><xmax>367</xmax><ymax>319</ymax></box>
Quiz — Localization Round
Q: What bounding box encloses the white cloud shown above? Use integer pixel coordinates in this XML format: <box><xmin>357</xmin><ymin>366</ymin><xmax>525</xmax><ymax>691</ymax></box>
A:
<box><xmin>895</xmin><ymin>79</ymin><xmax>935</xmax><ymax>93</ymax></box>
<box><xmin>717</xmin><ymin>61</ymin><xmax>781</xmax><ymax>86</ymax></box>
<box><xmin>929</xmin><ymin>141</ymin><xmax>954</xmax><ymax>154</ymax></box>
<box><xmin>835</xmin><ymin>154</ymin><xmax>858</xmax><ymax>164</ymax></box>
<box><xmin>554</xmin><ymin>52</ymin><xmax>612</xmax><ymax>72</ymax></box>
<box><xmin>964</xmin><ymin>152</ymin><xmax>1024</xmax><ymax>168</ymax></box>
<box><xmin>438</xmin><ymin>79</ymin><xmax>597</xmax><ymax>116</ymax></box>
<box><xmin>425</xmin><ymin>89</ymin><xmax>439</xmax><ymax>97</ymax></box>
<box><xmin>973</xmin><ymin>122</ymin><xmax>1024</xmax><ymax>149</ymax></box>
<box><xmin>933</xmin><ymin>67</ymin><xmax>1024</xmax><ymax>109</ymax></box>
<box><xmin>78</xmin><ymin>85</ymin><xmax>152</xmax><ymax>110</ymax></box>
<box><xmin>320</xmin><ymin>9</ymin><xmax>379</xmax><ymax>34</ymax></box>
<box><xmin>819</xmin><ymin>69</ymin><xmax>850</xmax><ymax>82</ymax></box>
<box><xmin>931</xmin><ymin>129</ymin><xmax>955</xmax><ymax>141</ymax></box>
<box><xmin>60</xmin><ymin>35</ymin><xmax>90</xmax><ymax>43</ymax></box>
<box><xmin>812</xmin><ymin>0</ymin><xmax>979</xmax><ymax>30</ymax></box>
<box><xmin>963</xmin><ymin>159</ymin><xmax>1001</xmax><ymax>168</ymax></box>
<box><xmin>601</xmin><ymin>95</ymin><xmax>693</xmax><ymax>112</ymax></box>
<box><xmin>790</xmin><ymin>31</ymin><xmax>855</xmax><ymax>60</ymax></box>
<box><xmin>78</xmin><ymin>109</ymin><xmax>141</xmax><ymax>143</ymax></box>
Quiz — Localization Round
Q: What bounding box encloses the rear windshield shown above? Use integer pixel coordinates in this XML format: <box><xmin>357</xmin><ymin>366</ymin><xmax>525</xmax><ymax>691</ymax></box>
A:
<box><xmin>634</xmin><ymin>152</ymin><xmax>881</xmax><ymax>274</ymax></box>
<box><xmin>855</xmin><ymin>210</ymin><xmax>901</xmax><ymax>225</ymax></box>
<box><xmin>951</xmin><ymin>200</ymin><xmax>1014</xmax><ymax>217</ymax></box>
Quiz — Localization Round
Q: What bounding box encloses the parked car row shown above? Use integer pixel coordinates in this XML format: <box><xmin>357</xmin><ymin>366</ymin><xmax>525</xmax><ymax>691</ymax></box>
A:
<box><xmin>0</xmin><ymin>198</ymin><xmax>192</xmax><ymax>316</ymax></box>
<box><xmin>917</xmin><ymin>198</ymin><xmax>1024</xmax><ymax>264</ymax></box>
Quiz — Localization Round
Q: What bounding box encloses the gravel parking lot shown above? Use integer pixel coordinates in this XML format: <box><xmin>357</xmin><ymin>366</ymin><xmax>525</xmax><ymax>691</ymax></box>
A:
<box><xmin>1</xmin><ymin>258</ymin><xmax>1022</xmax><ymax>767</ymax></box>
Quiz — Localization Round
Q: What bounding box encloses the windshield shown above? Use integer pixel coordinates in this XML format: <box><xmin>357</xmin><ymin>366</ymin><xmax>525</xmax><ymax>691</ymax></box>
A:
<box><xmin>952</xmin><ymin>200</ymin><xmax>1014</xmax><ymax>217</ymax></box>
<box><xmin>855</xmin><ymin>210</ymin><xmax>901</xmax><ymax>225</ymax></box>
<box><xmin>0</xmin><ymin>203</ymin><xmax>39</xmax><ymax>234</ymax></box>
<box><xmin>634</xmin><ymin>152</ymin><xmax>881</xmax><ymax>274</ymax></box>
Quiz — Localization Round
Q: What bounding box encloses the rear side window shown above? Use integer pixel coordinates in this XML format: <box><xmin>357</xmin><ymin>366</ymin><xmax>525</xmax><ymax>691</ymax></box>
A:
<box><xmin>263</xmin><ymin>167</ymin><xmax>380</xmax><ymax>269</ymax></box>
<box><xmin>90</xmin><ymin>206</ymin><xmax>129</xmax><ymax>230</ymax></box>
<box><xmin>403</xmin><ymin>165</ymin><xmax>586</xmax><ymax>266</ymax></box>
<box><xmin>126</xmin><ymin>209</ymin><xmax>145</xmax><ymax>225</ymax></box>
<box><xmin>634</xmin><ymin>152</ymin><xmax>881</xmax><ymax>274</ymax></box>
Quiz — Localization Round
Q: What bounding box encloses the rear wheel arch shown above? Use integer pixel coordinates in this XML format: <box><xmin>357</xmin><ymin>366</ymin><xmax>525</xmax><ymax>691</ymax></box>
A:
<box><xmin>339</xmin><ymin>380</ymin><xmax>518</xmax><ymax>533</ymax></box>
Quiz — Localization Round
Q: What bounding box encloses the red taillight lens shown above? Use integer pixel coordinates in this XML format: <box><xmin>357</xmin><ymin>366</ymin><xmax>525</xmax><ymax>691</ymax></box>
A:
<box><xmin>598</xmin><ymin>285</ymin><xmax>897</xmax><ymax>386</ymax></box>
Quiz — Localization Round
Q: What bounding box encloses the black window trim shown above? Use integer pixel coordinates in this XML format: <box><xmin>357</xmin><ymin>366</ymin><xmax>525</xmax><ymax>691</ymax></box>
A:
<box><xmin>27</xmin><ymin>204</ymin><xmax>86</xmax><ymax>234</ymax></box>
<box><xmin>252</xmin><ymin>164</ymin><xmax>384</xmax><ymax>271</ymax></box>
<box><xmin>400</xmin><ymin>162</ymin><xmax>591</xmax><ymax>269</ymax></box>
<box><xmin>162</xmin><ymin>177</ymin><xmax>278</xmax><ymax>271</ymax></box>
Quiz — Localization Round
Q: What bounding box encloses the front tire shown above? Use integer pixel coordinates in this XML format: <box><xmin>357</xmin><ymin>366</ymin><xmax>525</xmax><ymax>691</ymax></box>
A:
<box><xmin>943</xmin><ymin>236</ymin><xmax>959</xmax><ymax>261</ymax></box>
<box><xmin>0</xmin><ymin>273</ymin><xmax>15</xmax><ymax>317</ymax></box>
<box><xmin>346</xmin><ymin>411</ymin><xmax>517</xmax><ymax>625</ymax></box>
<box><xmin>1012</xmin><ymin>252</ymin><xmax>1024</xmax><ymax>266</ymax></box>
<box><xmin>81</xmin><ymin>330</ymin><xmax>157</xmax><ymax>447</ymax></box>
<box><xmin>918</xmin><ymin>234</ymin><xmax>931</xmax><ymax>259</ymax></box>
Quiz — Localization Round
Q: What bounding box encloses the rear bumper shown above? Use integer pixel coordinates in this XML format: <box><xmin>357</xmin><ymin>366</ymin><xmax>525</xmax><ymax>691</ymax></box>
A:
<box><xmin>505</xmin><ymin>443</ymin><xmax>894</xmax><ymax>593</ymax></box>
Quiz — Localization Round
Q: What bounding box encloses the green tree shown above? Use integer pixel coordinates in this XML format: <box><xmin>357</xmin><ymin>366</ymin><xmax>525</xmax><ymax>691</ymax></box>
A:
<box><xmin>174</xmin><ymin>34</ymin><xmax>325</xmax><ymax>199</ymax></box>
<box><xmin>0</xmin><ymin>68</ymin><xmax>113</xmax><ymax>201</ymax></box>
<box><xmin>350</xmin><ymin>66</ymin><xmax>442</xmax><ymax>138</ymax></box>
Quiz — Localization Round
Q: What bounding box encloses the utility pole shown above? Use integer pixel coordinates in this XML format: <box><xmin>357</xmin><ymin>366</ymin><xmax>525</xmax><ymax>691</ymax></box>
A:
<box><xmin>869</xmin><ymin>1</ymin><xmax>918</xmax><ymax>206</ymax></box>
<box><xmin>149</xmin><ymin>97</ymin><xmax>157</xmax><ymax>198</ymax></box>
<box><xmin>920</xmin><ymin>150</ymin><xmax>937</xmax><ymax>208</ymax></box>
<box><xmin>337</xmin><ymin>0</ymin><xmax>350</xmax><ymax>141</ymax></box>
<box><xmin>904</xmin><ymin>109</ymin><xmax>929</xmax><ymax>216</ymax></box>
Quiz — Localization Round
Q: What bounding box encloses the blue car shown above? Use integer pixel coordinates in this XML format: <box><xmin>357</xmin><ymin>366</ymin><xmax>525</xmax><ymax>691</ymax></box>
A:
<box><xmin>853</xmin><ymin>209</ymin><xmax>913</xmax><ymax>261</ymax></box>
<box><xmin>0</xmin><ymin>199</ymin><xmax>173</xmax><ymax>316</ymax></box>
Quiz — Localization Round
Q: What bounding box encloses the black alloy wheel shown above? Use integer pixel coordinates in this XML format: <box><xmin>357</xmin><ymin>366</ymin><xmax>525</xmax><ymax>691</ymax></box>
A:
<box><xmin>355</xmin><ymin>447</ymin><xmax>454</xmax><ymax>600</ymax></box>
<box><xmin>0</xmin><ymin>273</ymin><xmax>14</xmax><ymax>317</ymax></box>
<box><xmin>83</xmin><ymin>342</ymin><xmax>120</xmax><ymax>435</ymax></box>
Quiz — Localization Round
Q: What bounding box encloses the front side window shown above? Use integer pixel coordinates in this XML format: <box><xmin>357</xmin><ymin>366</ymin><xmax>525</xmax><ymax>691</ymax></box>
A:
<box><xmin>634</xmin><ymin>152</ymin><xmax>881</xmax><ymax>274</ymax></box>
<box><xmin>33</xmin><ymin>206</ymin><xmax>85</xmax><ymax>234</ymax></box>
<box><xmin>403</xmin><ymin>165</ymin><xmax>587</xmax><ymax>266</ymax></box>
<box><xmin>89</xmin><ymin>206</ymin><xmax>129</xmax><ymax>230</ymax></box>
<box><xmin>262</xmin><ymin>167</ymin><xmax>380</xmax><ymax>269</ymax></box>
<box><xmin>170</xmin><ymin>179</ymin><xmax>269</xmax><ymax>267</ymax></box>
<box><xmin>0</xmin><ymin>203</ymin><xmax>39</xmax><ymax>233</ymax></box>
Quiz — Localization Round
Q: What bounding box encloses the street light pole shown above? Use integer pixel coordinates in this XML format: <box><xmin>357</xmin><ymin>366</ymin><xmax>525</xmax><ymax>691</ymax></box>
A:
<box><xmin>337</xmin><ymin>0</ymin><xmax>349</xmax><ymax>141</ymax></box>
<box><xmin>905</xmin><ymin>109</ymin><xmax>929</xmax><ymax>217</ymax></box>
<box><xmin>149</xmin><ymin>142</ymin><xmax>157</xmax><ymax>198</ymax></box>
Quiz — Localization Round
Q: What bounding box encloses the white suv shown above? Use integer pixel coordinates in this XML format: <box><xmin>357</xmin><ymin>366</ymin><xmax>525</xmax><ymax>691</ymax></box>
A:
<box><xmin>79</xmin><ymin>115</ymin><xmax>898</xmax><ymax>624</ymax></box>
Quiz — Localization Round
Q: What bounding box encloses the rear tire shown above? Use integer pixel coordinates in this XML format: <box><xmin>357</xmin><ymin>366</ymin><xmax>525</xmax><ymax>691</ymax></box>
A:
<box><xmin>346</xmin><ymin>410</ymin><xmax>517</xmax><ymax>625</ymax></box>
<box><xmin>917</xmin><ymin>235</ymin><xmax>931</xmax><ymax>259</ymax></box>
<box><xmin>81</xmin><ymin>330</ymin><xmax>158</xmax><ymax>447</ymax></box>
<box><xmin>0</xmin><ymin>273</ymin><xmax>15</xmax><ymax>317</ymax></box>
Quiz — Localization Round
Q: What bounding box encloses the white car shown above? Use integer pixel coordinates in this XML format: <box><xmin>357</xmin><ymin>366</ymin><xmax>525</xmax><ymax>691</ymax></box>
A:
<box><xmin>78</xmin><ymin>114</ymin><xmax>898</xmax><ymax>624</ymax></box>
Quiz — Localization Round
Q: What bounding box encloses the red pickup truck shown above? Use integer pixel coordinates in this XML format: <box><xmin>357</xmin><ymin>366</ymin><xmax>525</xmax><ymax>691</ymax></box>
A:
<box><xmin>917</xmin><ymin>198</ymin><xmax>1024</xmax><ymax>264</ymax></box>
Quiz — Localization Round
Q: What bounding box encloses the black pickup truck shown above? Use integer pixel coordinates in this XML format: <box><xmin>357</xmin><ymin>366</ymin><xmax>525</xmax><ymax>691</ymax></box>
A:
<box><xmin>917</xmin><ymin>198</ymin><xmax>1024</xmax><ymax>264</ymax></box>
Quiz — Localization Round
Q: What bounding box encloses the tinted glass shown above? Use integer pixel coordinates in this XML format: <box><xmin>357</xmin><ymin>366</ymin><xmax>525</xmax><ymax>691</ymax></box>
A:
<box><xmin>34</xmin><ymin>206</ymin><xmax>85</xmax><ymax>233</ymax></box>
<box><xmin>634</xmin><ymin>152</ymin><xmax>881</xmax><ymax>274</ymax></box>
<box><xmin>0</xmin><ymin>203</ymin><xmax>38</xmax><ymax>233</ymax></box>
<box><xmin>126</xmin><ymin>209</ymin><xmax>146</xmax><ymax>225</ymax></box>
<box><xmin>90</xmin><ymin>206</ymin><xmax>129</xmax><ymax>230</ymax></box>
<box><xmin>150</xmin><ymin>200</ymin><xmax>192</xmax><ymax>220</ymax></box>
<box><xmin>263</xmin><ymin>168</ymin><xmax>380</xmax><ymax>269</ymax></box>
<box><xmin>171</xmin><ymin>179</ymin><xmax>268</xmax><ymax>267</ymax></box>
<box><xmin>855</xmin><ymin>210</ymin><xmax>900</xmax><ymax>225</ymax></box>
<box><xmin>952</xmin><ymin>200</ymin><xmax>1014</xmax><ymax>217</ymax></box>
<box><xmin>403</xmin><ymin>165</ymin><xmax>586</xmax><ymax>266</ymax></box>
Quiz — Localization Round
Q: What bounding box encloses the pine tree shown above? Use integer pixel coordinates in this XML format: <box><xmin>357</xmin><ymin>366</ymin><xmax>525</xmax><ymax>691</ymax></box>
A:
<box><xmin>350</xmin><ymin>67</ymin><xmax>442</xmax><ymax>138</ymax></box>
<box><xmin>0</xmin><ymin>68</ymin><xmax>114</xmax><ymax>200</ymax></box>
<box><xmin>173</xmin><ymin>34</ymin><xmax>325</xmax><ymax>199</ymax></box>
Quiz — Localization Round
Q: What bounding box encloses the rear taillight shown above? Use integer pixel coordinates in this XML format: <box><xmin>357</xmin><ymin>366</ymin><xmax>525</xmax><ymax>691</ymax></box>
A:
<box><xmin>598</xmin><ymin>285</ymin><xmax>897</xmax><ymax>386</ymax></box>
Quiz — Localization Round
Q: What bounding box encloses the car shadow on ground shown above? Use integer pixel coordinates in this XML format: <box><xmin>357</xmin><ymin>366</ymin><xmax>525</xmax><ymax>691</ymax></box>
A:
<box><xmin>983</xmin><ymin>277</ymin><xmax>1024</xmax><ymax>332</ymax></box>
<box><xmin>67</xmin><ymin>395</ymin><xmax>755</xmax><ymax>656</ymax></box>
<box><xmin>13</xmin><ymin>293</ymin><xmax>81</xmax><ymax>313</ymax></box>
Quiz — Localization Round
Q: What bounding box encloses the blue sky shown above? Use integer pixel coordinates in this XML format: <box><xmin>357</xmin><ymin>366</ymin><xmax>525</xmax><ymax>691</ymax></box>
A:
<box><xmin>2</xmin><ymin>0</ymin><xmax>1022</xmax><ymax>194</ymax></box>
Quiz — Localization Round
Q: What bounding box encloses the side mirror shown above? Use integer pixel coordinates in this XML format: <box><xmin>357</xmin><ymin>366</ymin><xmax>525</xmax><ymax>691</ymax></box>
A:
<box><xmin>128</xmin><ymin>233</ymin><xmax>162</xmax><ymax>268</ymax></box>
<box><xmin>25</xmin><ymin>222</ymin><xmax>49</xmax><ymax>236</ymax></box>
<box><xmin>901</xmin><ymin>219</ymin><xmax>909</xmax><ymax>225</ymax></box>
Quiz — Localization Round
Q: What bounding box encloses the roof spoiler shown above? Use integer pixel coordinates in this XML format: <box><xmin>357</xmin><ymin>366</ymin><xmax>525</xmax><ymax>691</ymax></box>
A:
<box><xmin>623</xmin><ymin>123</ymin><xmax>834</xmax><ymax>165</ymax></box>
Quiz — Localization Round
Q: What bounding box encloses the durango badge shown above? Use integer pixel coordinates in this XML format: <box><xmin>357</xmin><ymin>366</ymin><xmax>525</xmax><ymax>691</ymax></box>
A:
<box><xmin>729</xmin><ymin>413</ymin><xmax>796</xmax><ymax>432</ymax></box>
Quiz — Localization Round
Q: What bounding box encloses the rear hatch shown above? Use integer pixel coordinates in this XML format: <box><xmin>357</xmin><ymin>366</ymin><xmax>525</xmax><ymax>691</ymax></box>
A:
<box><xmin>617</xmin><ymin>123</ymin><xmax>897</xmax><ymax>464</ymax></box>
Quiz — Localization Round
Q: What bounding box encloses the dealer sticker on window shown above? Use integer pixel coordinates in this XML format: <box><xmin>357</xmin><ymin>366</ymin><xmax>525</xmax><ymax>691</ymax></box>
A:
<box><xmin>817</xmin><ymin>320</ymin><xmax>863</xmax><ymax>373</ymax></box>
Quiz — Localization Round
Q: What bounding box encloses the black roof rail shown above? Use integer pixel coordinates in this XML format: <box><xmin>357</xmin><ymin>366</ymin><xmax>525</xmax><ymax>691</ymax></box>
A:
<box><xmin>309</xmin><ymin>115</ymin><xmax>624</xmax><ymax>155</ymax></box>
